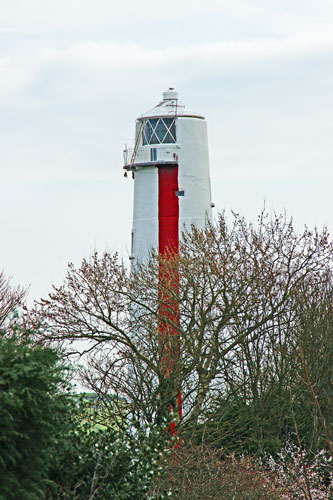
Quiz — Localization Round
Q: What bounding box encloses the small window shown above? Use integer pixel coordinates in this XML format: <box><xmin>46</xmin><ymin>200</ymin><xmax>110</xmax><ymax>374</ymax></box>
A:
<box><xmin>150</xmin><ymin>148</ymin><xmax>157</xmax><ymax>162</ymax></box>
<box><xmin>131</xmin><ymin>231</ymin><xmax>134</xmax><ymax>255</ymax></box>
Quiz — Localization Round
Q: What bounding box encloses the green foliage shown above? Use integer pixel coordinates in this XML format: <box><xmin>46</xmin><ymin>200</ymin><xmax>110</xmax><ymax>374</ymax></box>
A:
<box><xmin>46</xmin><ymin>397</ymin><xmax>171</xmax><ymax>500</ymax></box>
<box><xmin>191</xmin><ymin>276</ymin><xmax>333</xmax><ymax>457</ymax></box>
<box><xmin>195</xmin><ymin>391</ymin><xmax>294</xmax><ymax>456</ymax></box>
<box><xmin>0</xmin><ymin>335</ymin><xmax>69</xmax><ymax>500</ymax></box>
<box><xmin>19</xmin><ymin>213</ymin><xmax>332</xmax><ymax>494</ymax></box>
<box><xmin>0</xmin><ymin>335</ymin><xmax>170</xmax><ymax>500</ymax></box>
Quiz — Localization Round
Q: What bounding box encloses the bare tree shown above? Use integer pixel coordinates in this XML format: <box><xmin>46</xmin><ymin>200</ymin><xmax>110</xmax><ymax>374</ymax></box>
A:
<box><xmin>0</xmin><ymin>271</ymin><xmax>25</xmax><ymax>329</ymax></box>
<box><xmin>29</xmin><ymin>211</ymin><xmax>333</xmax><ymax>431</ymax></box>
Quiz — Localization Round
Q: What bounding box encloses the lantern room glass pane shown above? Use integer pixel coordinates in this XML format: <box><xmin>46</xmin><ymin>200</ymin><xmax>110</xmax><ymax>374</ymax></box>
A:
<box><xmin>142</xmin><ymin>118</ymin><xmax>176</xmax><ymax>145</ymax></box>
<box><xmin>143</xmin><ymin>121</ymin><xmax>153</xmax><ymax>145</ymax></box>
<box><xmin>162</xmin><ymin>118</ymin><xmax>176</xmax><ymax>143</ymax></box>
<box><xmin>163</xmin><ymin>132</ymin><xmax>174</xmax><ymax>143</ymax></box>
<box><xmin>150</xmin><ymin>133</ymin><xmax>159</xmax><ymax>144</ymax></box>
<box><xmin>149</xmin><ymin>118</ymin><xmax>159</xmax><ymax>132</ymax></box>
<box><xmin>163</xmin><ymin>118</ymin><xmax>173</xmax><ymax>128</ymax></box>
<box><xmin>167</xmin><ymin>121</ymin><xmax>176</xmax><ymax>142</ymax></box>
<box><xmin>155</xmin><ymin>119</ymin><xmax>167</xmax><ymax>142</ymax></box>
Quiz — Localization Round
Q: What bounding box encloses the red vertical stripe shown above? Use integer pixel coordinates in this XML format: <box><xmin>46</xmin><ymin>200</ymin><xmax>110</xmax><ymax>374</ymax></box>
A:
<box><xmin>158</xmin><ymin>165</ymin><xmax>179</xmax><ymax>255</ymax></box>
<box><xmin>158</xmin><ymin>165</ymin><xmax>182</xmax><ymax>440</ymax></box>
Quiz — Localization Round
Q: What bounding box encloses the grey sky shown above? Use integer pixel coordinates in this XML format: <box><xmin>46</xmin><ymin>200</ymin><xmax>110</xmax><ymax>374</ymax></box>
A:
<box><xmin>1</xmin><ymin>0</ymin><xmax>332</xmax><ymax>302</ymax></box>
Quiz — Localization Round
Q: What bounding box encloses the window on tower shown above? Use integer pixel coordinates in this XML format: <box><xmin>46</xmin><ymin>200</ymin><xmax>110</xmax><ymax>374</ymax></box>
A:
<box><xmin>142</xmin><ymin>118</ymin><xmax>176</xmax><ymax>145</ymax></box>
<box><xmin>150</xmin><ymin>148</ymin><xmax>157</xmax><ymax>161</ymax></box>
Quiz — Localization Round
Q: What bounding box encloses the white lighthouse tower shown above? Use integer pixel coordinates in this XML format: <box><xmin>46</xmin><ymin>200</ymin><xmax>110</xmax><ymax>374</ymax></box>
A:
<box><xmin>124</xmin><ymin>89</ymin><xmax>213</xmax><ymax>262</ymax></box>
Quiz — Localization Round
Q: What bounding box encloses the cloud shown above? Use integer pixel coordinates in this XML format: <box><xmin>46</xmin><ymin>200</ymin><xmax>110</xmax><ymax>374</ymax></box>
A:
<box><xmin>0</xmin><ymin>57</ymin><xmax>34</xmax><ymax>95</ymax></box>
<box><xmin>0</xmin><ymin>0</ymin><xmax>295</xmax><ymax>34</ymax></box>
<box><xmin>2</xmin><ymin>28</ymin><xmax>333</xmax><ymax>104</ymax></box>
<box><xmin>35</xmin><ymin>30</ymin><xmax>333</xmax><ymax>72</ymax></box>
<box><xmin>1</xmin><ymin>0</ymin><xmax>332</xmax><ymax>305</ymax></box>
<box><xmin>1</xmin><ymin>0</ymin><xmax>333</xmax><ymax>38</ymax></box>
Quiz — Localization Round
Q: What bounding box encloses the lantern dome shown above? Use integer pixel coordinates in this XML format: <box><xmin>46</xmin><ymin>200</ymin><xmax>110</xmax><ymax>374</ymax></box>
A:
<box><xmin>139</xmin><ymin>88</ymin><xmax>204</xmax><ymax>120</ymax></box>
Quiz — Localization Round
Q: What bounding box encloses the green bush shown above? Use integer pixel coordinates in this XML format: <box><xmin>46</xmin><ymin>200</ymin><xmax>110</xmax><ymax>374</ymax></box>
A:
<box><xmin>46</xmin><ymin>398</ymin><xmax>171</xmax><ymax>500</ymax></box>
<box><xmin>0</xmin><ymin>335</ymin><xmax>171</xmax><ymax>500</ymax></box>
<box><xmin>0</xmin><ymin>336</ymin><xmax>69</xmax><ymax>500</ymax></box>
<box><xmin>194</xmin><ymin>392</ymin><xmax>294</xmax><ymax>456</ymax></box>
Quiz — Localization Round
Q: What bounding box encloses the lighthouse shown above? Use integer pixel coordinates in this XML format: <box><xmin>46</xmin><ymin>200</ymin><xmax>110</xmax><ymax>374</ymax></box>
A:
<box><xmin>124</xmin><ymin>89</ymin><xmax>213</xmax><ymax>262</ymax></box>
<box><xmin>124</xmin><ymin>89</ymin><xmax>212</xmax><ymax>432</ymax></box>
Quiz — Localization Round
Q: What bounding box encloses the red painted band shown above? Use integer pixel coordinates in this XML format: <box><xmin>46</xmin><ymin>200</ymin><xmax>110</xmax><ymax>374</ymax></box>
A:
<box><xmin>158</xmin><ymin>165</ymin><xmax>179</xmax><ymax>256</ymax></box>
<box><xmin>158</xmin><ymin>165</ymin><xmax>182</xmax><ymax>436</ymax></box>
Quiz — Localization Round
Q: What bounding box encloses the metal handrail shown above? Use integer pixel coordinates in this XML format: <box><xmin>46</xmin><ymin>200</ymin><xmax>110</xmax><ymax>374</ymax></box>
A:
<box><xmin>123</xmin><ymin>148</ymin><xmax>134</xmax><ymax>166</ymax></box>
<box><xmin>128</xmin><ymin>121</ymin><xmax>144</xmax><ymax>168</ymax></box>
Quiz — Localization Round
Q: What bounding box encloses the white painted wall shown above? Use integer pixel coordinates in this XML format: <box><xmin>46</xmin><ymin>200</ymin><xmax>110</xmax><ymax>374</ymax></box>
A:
<box><xmin>132</xmin><ymin>166</ymin><xmax>158</xmax><ymax>261</ymax></box>
<box><xmin>177</xmin><ymin>116</ymin><xmax>212</xmax><ymax>233</ymax></box>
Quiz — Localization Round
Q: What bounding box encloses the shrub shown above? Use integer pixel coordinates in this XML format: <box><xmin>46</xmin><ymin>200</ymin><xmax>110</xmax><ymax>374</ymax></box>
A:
<box><xmin>0</xmin><ymin>336</ymin><xmax>69</xmax><ymax>500</ymax></box>
<box><xmin>262</xmin><ymin>441</ymin><xmax>333</xmax><ymax>500</ymax></box>
<box><xmin>46</xmin><ymin>398</ymin><xmax>171</xmax><ymax>500</ymax></box>
<box><xmin>154</xmin><ymin>443</ymin><xmax>283</xmax><ymax>500</ymax></box>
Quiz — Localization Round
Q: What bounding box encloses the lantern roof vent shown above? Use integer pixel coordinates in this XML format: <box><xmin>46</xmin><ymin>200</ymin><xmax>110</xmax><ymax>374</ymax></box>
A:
<box><xmin>139</xmin><ymin>88</ymin><xmax>204</xmax><ymax>120</ymax></box>
<box><xmin>163</xmin><ymin>88</ymin><xmax>178</xmax><ymax>100</ymax></box>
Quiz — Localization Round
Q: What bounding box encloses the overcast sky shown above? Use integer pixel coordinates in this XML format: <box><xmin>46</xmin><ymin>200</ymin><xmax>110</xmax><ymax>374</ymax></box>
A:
<box><xmin>1</xmin><ymin>0</ymin><xmax>333</xmax><ymax>303</ymax></box>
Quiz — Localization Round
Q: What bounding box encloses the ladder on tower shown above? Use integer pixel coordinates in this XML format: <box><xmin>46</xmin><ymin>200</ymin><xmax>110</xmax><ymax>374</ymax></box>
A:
<box><xmin>129</xmin><ymin>121</ymin><xmax>144</xmax><ymax>169</ymax></box>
